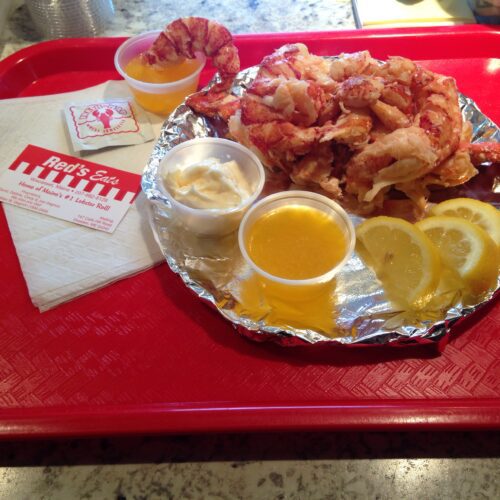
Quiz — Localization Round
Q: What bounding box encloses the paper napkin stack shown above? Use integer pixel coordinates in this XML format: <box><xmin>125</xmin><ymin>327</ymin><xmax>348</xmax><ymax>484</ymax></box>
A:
<box><xmin>0</xmin><ymin>80</ymin><xmax>165</xmax><ymax>311</ymax></box>
<box><xmin>354</xmin><ymin>0</ymin><xmax>475</xmax><ymax>28</ymax></box>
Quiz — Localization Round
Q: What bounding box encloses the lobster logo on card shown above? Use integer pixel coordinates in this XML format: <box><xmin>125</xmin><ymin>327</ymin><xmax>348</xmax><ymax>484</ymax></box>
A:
<box><xmin>0</xmin><ymin>145</ymin><xmax>141</xmax><ymax>233</ymax></box>
<box><xmin>69</xmin><ymin>102</ymin><xmax>140</xmax><ymax>138</ymax></box>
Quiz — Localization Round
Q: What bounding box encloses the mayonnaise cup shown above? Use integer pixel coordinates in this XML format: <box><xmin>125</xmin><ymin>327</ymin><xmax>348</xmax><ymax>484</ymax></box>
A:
<box><xmin>114</xmin><ymin>30</ymin><xmax>206</xmax><ymax>115</ymax></box>
<box><xmin>157</xmin><ymin>138</ymin><xmax>265</xmax><ymax>236</ymax></box>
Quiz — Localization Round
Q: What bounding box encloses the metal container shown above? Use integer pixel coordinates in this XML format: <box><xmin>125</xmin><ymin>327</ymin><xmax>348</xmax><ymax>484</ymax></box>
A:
<box><xmin>26</xmin><ymin>0</ymin><xmax>114</xmax><ymax>38</ymax></box>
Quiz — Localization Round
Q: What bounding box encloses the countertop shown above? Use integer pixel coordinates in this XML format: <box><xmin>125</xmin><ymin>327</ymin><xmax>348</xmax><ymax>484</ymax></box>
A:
<box><xmin>0</xmin><ymin>1</ymin><xmax>499</xmax><ymax>499</ymax></box>
<box><xmin>0</xmin><ymin>0</ymin><xmax>355</xmax><ymax>59</ymax></box>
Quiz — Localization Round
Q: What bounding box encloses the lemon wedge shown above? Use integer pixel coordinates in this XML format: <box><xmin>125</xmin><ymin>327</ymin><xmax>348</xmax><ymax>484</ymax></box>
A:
<box><xmin>356</xmin><ymin>216</ymin><xmax>441</xmax><ymax>309</ymax></box>
<box><xmin>430</xmin><ymin>198</ymin><xmax>500</xmax><ymax>246</ymax></box>
<box><xmin>416</xmin><ymin>215</ymin><xmax>498</xmax><ymax>297</ymax></box>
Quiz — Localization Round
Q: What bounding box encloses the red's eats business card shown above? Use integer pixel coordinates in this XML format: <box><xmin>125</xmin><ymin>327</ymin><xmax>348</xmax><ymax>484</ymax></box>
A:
<box><xmin>0</xmin><ymin>145</ymin><xmax>141</xmax><ymax>233</ymax></box>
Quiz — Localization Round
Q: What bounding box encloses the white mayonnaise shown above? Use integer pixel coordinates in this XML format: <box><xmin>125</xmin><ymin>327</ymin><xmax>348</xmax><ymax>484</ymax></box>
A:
<box><xmin>164</xmin><ymin>157</ymin><xmax>252</xmax><ymax>210</ymax></box>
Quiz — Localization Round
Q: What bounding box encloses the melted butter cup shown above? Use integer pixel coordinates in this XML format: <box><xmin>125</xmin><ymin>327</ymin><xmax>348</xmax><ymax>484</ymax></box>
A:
<box><xmin>114</xmin><ymin>31</ymin><xmax>206</xmax><ymax>116</ymax></box>
<box><xmin>238</xmin><ymin>191</ymin><xmax>355</xmax><ymax>301</ymax></box>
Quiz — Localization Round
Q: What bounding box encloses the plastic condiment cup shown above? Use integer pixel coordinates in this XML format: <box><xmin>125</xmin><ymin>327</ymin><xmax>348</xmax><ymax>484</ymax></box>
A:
<box><xmin>238</xmin><ymin>191</ymin><xmax>355</xmax><ymax>300</ymax></box>
<box><xmin>157</xmin><ymin>138</ymin><xmax>266</xmax><ymax>237</ymax></box>
<box><xmin>114</xmin><ymin>30</ymin><xmax>206</xmax><ymax>115</ymax></box>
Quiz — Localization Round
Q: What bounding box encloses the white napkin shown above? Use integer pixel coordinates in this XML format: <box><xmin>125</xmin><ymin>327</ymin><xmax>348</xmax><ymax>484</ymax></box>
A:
<box><xmin>0</xmin><ymin>80</ymin><xmax>166</xmax><ymax>311</ymax></box>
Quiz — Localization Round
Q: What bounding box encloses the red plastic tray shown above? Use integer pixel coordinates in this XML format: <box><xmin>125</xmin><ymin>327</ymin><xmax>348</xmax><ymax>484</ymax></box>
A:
<box><xmin>0</xmin><ymin>26</ymin><xmax>499</xmax><ymax>438</ymax></box>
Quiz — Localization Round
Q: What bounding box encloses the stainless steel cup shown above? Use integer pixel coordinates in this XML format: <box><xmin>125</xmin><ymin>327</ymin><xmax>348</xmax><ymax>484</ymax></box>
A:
<box><xmin>26</xmin><ymin>0</ymin><xmax>115</xmax><ymax>38</ymax></box>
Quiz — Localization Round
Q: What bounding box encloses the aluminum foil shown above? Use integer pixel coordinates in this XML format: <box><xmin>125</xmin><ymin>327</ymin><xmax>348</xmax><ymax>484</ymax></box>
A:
<box><xmin>26</xmin><ymin>0</ymin><xmax>114</xmax><ymax>38</ymax></box>
<box><xmin>142</xmin><ymin>64</ymin><xmax>500</xmax><ymax>346</ymax></box>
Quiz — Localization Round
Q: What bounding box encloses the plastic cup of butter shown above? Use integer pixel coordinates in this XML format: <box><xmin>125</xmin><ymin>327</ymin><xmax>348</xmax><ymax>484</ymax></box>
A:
<box><xmin>238</xmin><ymin>191</ymin><xmax>355</xmax><ymax>300</ymax></box>
<box><xmin>157</xmin><ymin>137</ymin><xmax>266</xmax><ymax>237</ymax></box>
<box><xmin>114</xmin><ymin>30</ymin><xmax>206</xmax><ymax>115</ymax></box>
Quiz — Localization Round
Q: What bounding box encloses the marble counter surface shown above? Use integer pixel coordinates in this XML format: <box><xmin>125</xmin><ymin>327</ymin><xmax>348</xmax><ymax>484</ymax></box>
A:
<box><xmin>0</xmin><ymin>1</ymin><xmax>499</xmax><ymax>499</ymax></box>
<box><xmin>0</xmin><ymin>0</ymin><xmax>355</xmax><ymax>59</ymax></box>
<box><xmin>1</xmin><ymin>431</ymin><xmax>499</xmax><ymax>499</ymax></box>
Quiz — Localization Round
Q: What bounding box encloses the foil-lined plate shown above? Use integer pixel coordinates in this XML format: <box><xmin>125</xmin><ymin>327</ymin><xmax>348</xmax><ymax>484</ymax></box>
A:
<box><xmin>142</xmin><ymin>64</ymin><xmax>500</xmax><ymax>346</ymax></box>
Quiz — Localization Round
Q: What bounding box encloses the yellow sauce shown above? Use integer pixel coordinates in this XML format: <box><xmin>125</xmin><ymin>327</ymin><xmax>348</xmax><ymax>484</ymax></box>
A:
<box><xmin>125</xmin><ymin>55</ymin><xmax>200</xmax><ymax>83</ymax></box>
<box><xmin>246</xmin><ymin>205</ymin><xmax>347</xmax><ymax>280</ymax></box>
<box><xmin>234</xmin><ymin>273</ymin><xmax>339</xmax><ymax>335</ymax></box>
<box><xmin>124</xmin><ymin>55</ymin><xmax>202</xmax><ymax>115</ymax></box>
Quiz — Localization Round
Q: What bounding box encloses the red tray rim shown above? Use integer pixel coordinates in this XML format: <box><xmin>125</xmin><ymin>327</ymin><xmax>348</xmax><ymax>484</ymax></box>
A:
<box><xmin>1</xmin><ymin>24</ymin><xmax>499</xmax><ymax>79</ymax></box>
<box><xmin>1</xmin><ymin>398</ymin><xmax>500</xmax><ymax>439</ymax></box>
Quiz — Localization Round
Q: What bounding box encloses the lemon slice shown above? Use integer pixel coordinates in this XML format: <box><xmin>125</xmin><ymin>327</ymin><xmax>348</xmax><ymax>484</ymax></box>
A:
<box><xmin>356</xmin><ymin>216</ymin><xmax>441</xmax><ymax>309</ymax></box>
<box><xmin>430</xmin><ymin>198</ymin><xmax>500</xmax><ymax>246</ymax></box>
<box><xmin>416</xmin><ymin>215</ymin><xmax>499</xmax><ymax>297</ymax></box>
